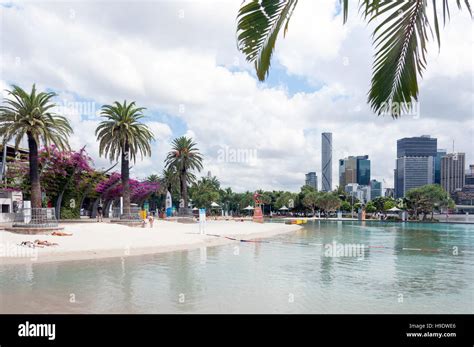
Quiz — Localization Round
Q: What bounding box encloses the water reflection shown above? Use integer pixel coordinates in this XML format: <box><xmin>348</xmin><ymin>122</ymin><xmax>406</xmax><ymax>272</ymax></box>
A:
<box><xmin>0</xmin><ymin>221</ymin><xmax>473</xmax><ymax>314</ymax></box>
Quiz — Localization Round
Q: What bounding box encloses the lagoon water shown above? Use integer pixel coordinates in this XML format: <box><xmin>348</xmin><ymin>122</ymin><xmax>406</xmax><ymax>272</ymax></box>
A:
<box><xmin>1</xmin><ymin>221</ymin><xmax>473</xmax><ymax>313</ymax></box>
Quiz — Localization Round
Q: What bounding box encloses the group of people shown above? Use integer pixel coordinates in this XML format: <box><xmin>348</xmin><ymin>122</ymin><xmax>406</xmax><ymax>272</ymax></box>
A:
<box><xmin>18</xmin><ymin>231</ymin><xmax>72</xmax><ymax>248</ymax></box>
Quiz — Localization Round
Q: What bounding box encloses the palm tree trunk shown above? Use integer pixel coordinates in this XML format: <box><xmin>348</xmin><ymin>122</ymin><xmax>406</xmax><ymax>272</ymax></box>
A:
<box><xmin>181</xmin><ymin>169</ymin><xmax>188</xmax><ymax>209</ymax></box>
<box><xmin>121</xmin><ymin>142</ymin><xmax>131</xmax><ymax>218</ymax></box>
<box><xmin>27</xmin><ymin>132</ymin><xmax>42</xmax><ymax>209</ymax></box>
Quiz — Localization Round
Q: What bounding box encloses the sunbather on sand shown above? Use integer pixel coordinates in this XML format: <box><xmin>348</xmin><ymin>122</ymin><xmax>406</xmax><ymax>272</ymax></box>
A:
<box><xmin>51</xmin><ymin>231</ymin><xmax>72</xmax><ymax>236</ymax></box>
<box><xmin>19</xmin><ymin>241</ymin><xmax>43</xmax><ymax>248</ymax></box>
<box><xmin>34</xmin><ymin>240</ymin><xmax>58</xmax><ymax>246</ymax></box>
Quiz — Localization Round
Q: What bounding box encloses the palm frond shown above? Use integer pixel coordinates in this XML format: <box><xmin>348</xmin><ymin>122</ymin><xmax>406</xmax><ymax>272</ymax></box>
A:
<box><xmin>237</xmin><ymin>0</ymin><xmax>298</xmax><ymax>81</ymax></box>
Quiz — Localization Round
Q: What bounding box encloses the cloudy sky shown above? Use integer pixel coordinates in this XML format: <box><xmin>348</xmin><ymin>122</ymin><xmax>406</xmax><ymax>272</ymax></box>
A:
<box><xmin>1</xmin><ymin>0</ymin><xmax>472</xmax><ymax>192</ymax></box>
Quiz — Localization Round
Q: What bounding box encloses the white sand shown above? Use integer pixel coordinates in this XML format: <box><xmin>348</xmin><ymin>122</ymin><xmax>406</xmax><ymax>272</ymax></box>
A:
<box><xmin>0</xmin><ymin>220</ymin><xmax>301</xmax><ymax>265</ymax></box>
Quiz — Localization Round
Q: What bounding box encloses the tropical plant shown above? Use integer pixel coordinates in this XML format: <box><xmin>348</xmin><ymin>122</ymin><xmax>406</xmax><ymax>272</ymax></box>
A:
<box><xmin>302</xmin><ymin>191</ymin><xmax>320</xmax><ymax>216</ymax></box>
<box><xmin>189</xmin><ymin>177</ymin><xmax>221</xmax><ymax>210</ymax></box>
<box><xmin>236</xmin><ymin>0</ymin><xmax>472</xmax><ymax>116</ymax></box>
<box><xmin>161</xmin><ymin>166</ymin><xmax>179</xmax><ymax>193</ymax></box>
<box><xmin>165</xmin><ymin>136</ymin><xmax>203</xmax><ymax>210</ymax></box>
<box><xmin>0</xmin><ymin>84</ymin><xmax>72</xmax><ymax>209</ymax></box>
<box><xmin>316</xmin><ymin>192</ymin><xmax>342</xmax><ymax>215</ymax></box>
<box><xmin>95</xmin><ymin>101</ymin><xmax>154</xmax><ymax>216</ymax></box>
<box><xmin>405</xmin><ymin>184</ymin><xmax>453</xmax><ymax>220</ymax></box>
<box><xmin>365</xmin><ymin>201</ymin><xmax>377</xmax><ymax>213</ymax></box>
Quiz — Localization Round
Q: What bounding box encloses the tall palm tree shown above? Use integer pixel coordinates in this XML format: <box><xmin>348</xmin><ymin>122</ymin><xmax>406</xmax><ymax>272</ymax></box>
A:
<box><xmin>237</xmin><ymin>0</ymin><xmax>472</xmax><ymax>117</ymax></box>
<box><xmin>0</xmin><ymin>84</ymin><xmax>72</xmax><ymax>209</ymax></box>
<box><xmin>95</xmin><ymin>101</ymin><xmax>154</xmax><ymax>217</ymax></box>
<box><xmin>165</xmin><ymin>136</ymin><xmax>203</xmax><ymax>211</ymax></box>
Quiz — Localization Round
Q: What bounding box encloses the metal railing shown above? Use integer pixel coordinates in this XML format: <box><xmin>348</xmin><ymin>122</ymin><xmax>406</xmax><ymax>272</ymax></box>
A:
<box><xmin>13</xmin><ymin>208</ymin><xmax>59</xmax><ymax>228</ymax></box>
<box><xmin>112</xmin><ymin>207</ymin><xmax>142</xmax><ymax>221</ymax></box>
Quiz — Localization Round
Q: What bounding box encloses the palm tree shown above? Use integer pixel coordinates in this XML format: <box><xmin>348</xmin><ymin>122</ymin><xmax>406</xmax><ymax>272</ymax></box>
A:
<box><xmin>237</xmin><ymin>0</ymin><xmax>472</xmax><ymax>117</ymax></box>
<box><xmin>0</xmin><ymin>84</ymin><xmax>72</xmax><ymax>209</ymax></box>
<box><xmin>165</xmin><ymin>136</ymin><xmax>203</xmax><ymax>212</ymax></box>
<box><xmin>95</xmin><ymin>101</ymin><xmax>154</xmax><ymax>217</ymax></box>
<box><xmin>160</xmin><ymin>166</ymin><xmax>178</xmax><ymax>194</ymax></box>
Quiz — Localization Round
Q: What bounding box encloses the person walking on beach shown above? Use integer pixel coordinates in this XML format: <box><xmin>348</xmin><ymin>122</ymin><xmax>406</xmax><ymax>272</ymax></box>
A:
<box><xmin>97</xmin><ymin>205</ymin><xmax>103</xmax><ymax>222</ymax></box>
<box><xmin>148</xmin><ymin>214</ymin><xmax>154</xmax><ymax>228</ymax></box>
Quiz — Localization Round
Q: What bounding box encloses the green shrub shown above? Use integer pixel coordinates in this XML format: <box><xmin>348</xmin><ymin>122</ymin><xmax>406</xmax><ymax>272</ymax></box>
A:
<box><xmin>60</xmin><ymin>207</ymin><xmax>79</xmax><ymax>220</ymax></box>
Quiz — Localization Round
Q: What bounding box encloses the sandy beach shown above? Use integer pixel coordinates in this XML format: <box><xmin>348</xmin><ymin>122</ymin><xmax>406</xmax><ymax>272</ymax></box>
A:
<box><xmin>0</xmin><ymin>220</ymin><xmax>301</xmax><ymax>265</ymax></box>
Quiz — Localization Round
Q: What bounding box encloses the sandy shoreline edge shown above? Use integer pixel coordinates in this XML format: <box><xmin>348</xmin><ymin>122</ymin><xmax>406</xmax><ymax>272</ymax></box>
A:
<box><xmin>0</xmin><ymin>221</ymin><xmax>301</xmax><ymax>265</ymax></box>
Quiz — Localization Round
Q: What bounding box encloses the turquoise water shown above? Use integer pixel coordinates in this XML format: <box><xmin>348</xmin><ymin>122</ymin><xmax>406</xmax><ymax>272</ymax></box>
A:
<box><xmin>1</xmin><ymin>221</ymin><xmax>473</xmax><ymax>313</ymax></box>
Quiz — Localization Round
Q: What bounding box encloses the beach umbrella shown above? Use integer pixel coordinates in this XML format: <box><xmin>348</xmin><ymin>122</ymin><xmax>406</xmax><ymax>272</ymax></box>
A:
<box><xmin>387</xmin><ymin>207</ymin><xmax>401</xmax><ymax>212</ymax></box>
<box><xmin>279</xmin><ymin>206</ymin><xmax>289</xmax><ymax>211</ymax></box>
<box><xmin>243</xmin><ymin>205</ymin><xmax>254</xmax><ymax>216</ymax></box>
<box><xmin>192</xmin><ymin>207</ymin><xmax>199</xmax><ymax>211</ymax></box>
<box><xmin>210</xmin><ymin>202</ymin><xmax>220</xmax><ymax>208</ymax></box>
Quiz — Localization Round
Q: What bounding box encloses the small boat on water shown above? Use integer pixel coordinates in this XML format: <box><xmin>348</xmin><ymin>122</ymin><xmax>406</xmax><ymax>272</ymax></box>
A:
<box><xmin>285</xmin><ymin>219</ymin><xmax>307</xmax><ymax>225</ymax></box>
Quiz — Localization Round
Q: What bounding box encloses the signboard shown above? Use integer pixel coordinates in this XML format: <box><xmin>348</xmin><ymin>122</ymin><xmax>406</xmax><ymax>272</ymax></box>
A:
<box><xmin>199</xmin><ymin>208</ymin><xmax>206</xmax><ymax>235</ymax></box>
<box><xmin>165</xmin><ymin>191</ymin><xmax>172</xmax><ymax>217</ymax></box>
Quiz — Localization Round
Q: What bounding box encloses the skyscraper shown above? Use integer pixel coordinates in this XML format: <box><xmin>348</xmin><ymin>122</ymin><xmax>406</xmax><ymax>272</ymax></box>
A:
<box><xmin>466</xmin><ymin>164</ymin><xmax>474</xmax><ymax>185</ymax></box>
<box><xmin>394</xmin><ymin>136</ymin><xmax>437</xmax><ymax>198</ymax></box>
<box><xmin>441</xmin><ymin>153</ymin><xmax>465</xmax><ymax>194</ymax></box>
<box><xmin>370</xmin><ymin>179</ymin><xmax>382</xmax><ymax>199</ymax></box>
<box><xmin>339</xmin><ymin>155</ymin><xmax>370</xmax><ymax>187</ymax></box>
<box><xmin>435</xmin><ymin>149</ymin><xmax>447</xmax><ymax>184</ymax></box>
<box><xmin>321</xmin><ymin>132</ymin><xmax>332</xmax><ymax>192</ymax></box>
<box><xmin>356</xmin><ymin>155</ymin><xmax>371</xmax><ymax>185</ymax></box>
<box><xmin>305</xmin><ymin>172</ymin><xmax>318</xmax><ymax>191</ymax></box>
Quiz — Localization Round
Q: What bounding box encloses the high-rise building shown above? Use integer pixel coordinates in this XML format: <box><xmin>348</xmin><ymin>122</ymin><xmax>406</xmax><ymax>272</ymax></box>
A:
<box><xmin>321</xmin><ymin>132</ymin><xmax>332</xmax><ymax>192</ymax></box>
<box><xmin>397</xmin><ymin>135</ymin><xmax>437</xmax><ymax>157</ymax></box>
<box><xmin>339</xmin><ymin>155</ymin><xmax>370</xmax><ymax>187</ymax></box>
<box><xmin>357</xmin><ymin>155</ymin><xmax>371</xmax><ymax>185</ymax></box>
<box><xmin>345</xmin><ymin>183</ymin><xmax>371</xmax><ymax>203</ymax></box>
<box><xmin>466</xmin><ymin>164</ymin><xmax>474</xmax><ymax>185</ymax></box>
<box><xmin>453</xmin><ymin>164</ymin><xmax>474</xmax><ymax>205</ymax></box>
<box><xmin>441</xmin><ymin>153</ymin><xmax>465</xmax><ymax>194</ymax></box>
<box><xmin>435</xmin><ymin>149</ymin><xmax>447</xmax><ymax>184</ymax></box>
<box><xmin>339</xmin><ymin>157</ymin><xmax>357</xmax><ymax>187</ymax></box>
<box><xmin>305</xmin><ymin>172</ymin><xmax>318</xmax><ymax>191</ymax></box>
<box><xmin>370</xmin><ymin>179</ymin><xmax>382</xmax><ymax>199</ymax></box>
<box><xmin>384</xmin><ymin>188</ymin><xmax>395</xmax><ymax>198</ymax></box>
<box><xmin>394</xmin><ymin>136</ymin><xmax>437</xmax><ymax>198</ymax></box>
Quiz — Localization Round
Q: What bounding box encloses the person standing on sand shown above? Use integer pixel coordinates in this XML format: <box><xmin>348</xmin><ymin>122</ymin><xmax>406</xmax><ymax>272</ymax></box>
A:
<box><xmin>148</xmin><ymin>214</ymin><xmax>154</xmax><ymax>228</ymax></box>
<box><xmin>97</xmin><ymin>205</ymin><xmax>103</xmax><ymax>222</ymax></box>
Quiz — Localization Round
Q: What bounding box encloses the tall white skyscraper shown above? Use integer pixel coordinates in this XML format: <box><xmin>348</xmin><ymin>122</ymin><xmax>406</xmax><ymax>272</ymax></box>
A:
<box><xmin>321</xmin><ymin>132</ymin><xmax>332</xmax><ymax>192</ymax></box>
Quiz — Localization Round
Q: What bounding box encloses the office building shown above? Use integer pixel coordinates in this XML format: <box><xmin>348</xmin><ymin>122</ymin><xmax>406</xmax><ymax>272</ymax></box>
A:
<box><xmin>441</xmin><ymin>153</ymin><xmax>465</xmax><ymax>194</ymax></box>
<box><xmin>345</xmin><ymin>183</ymin><xmax>371</xmax><ymax>204</ymax></box>
<box><xmin>321</xmin><ymin>132</ymin><xmax>332</xmax><ymax>192</ymax></box>
<box><xmin>305</xmin><ymin>172</ymin><xmax>318</xmax><ymax>191</ymax></box>
<box><xmin>339</xmin><ymin>155</ymin><xmax>370</xmax><ymax>187</ymax></box>
<box><xmin>465</xmin><ymin>164</ymin><xmax>474</xmax><ymax>185</ymax></box>
<box><xmin>394</xmin><ymin>136</ymin><xmax>437</xmax><ymax>198</ymax></box>
<box><xmin>370</xmin><ymin>180</ymin><xmax>382</xmax><ymax>199</ymax></box>
<box><xmin>435</xmin><ymin>149</ymin><xmax>447</xmax><ymax>184</ymax></box>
